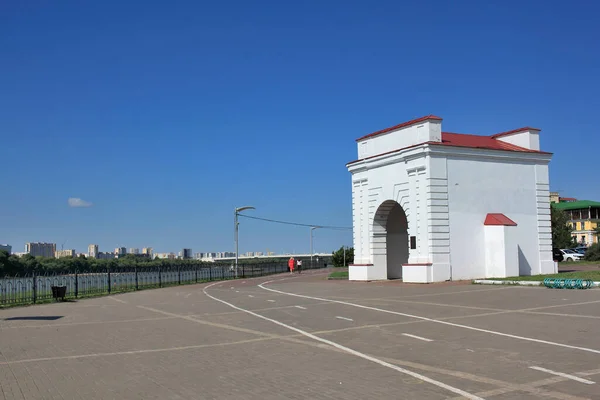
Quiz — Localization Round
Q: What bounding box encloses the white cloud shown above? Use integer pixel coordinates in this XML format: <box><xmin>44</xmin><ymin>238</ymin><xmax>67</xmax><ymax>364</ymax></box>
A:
<box><xmin>68</xmin><ymin>197</ymin><xmax>93</xmax><ymax>208</ymax></box>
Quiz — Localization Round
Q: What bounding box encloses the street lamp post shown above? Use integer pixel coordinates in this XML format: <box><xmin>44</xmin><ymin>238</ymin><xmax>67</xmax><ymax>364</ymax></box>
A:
<box><xmin>310</xmin><ymin>226</ymin><xmax>320</xmax><ymax>269</ymax></box>
<box><xmin>234</xmin><ymin>206</ymin><xmax>255</xmax><ymax>278</ymax></box>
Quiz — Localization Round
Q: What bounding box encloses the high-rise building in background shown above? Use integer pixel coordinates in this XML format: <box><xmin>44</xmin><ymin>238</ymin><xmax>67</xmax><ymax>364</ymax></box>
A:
<box><xmin>55</xmin><ymin>249</ymin><xmax>76</xmax><ymax>258</ymax></box>
<box><xmin>115</xmin><ymin>247</ymin><xmax>127</xmax><ymax>256</ymax></box>
<box><xmin>142</xmin><ymin>247</ymin><xmax>153</xmax><ymax>257</ymax></box>
<box><xmin>0</xmin><ymin>244</ymin><xmax>11</xmax><ymax>254</ymax></box>
<box><xmin>88</xmin><ymin>244</ymin><xmax>98</xmax><ymax>259</ymax></box>
<box><xmin>180</xmin><ymin>248</ymin><xmax>192</xmax><ymax>259</ymax></box>
<box><xmin>25</xmin><ymin>242</ymin><xmax>56</xmax><ymax>258</ymax></box>
<box><xmin>129</xmin><ymin>248</ymin><xmax>140</xmax><ymax>255</ymax></box>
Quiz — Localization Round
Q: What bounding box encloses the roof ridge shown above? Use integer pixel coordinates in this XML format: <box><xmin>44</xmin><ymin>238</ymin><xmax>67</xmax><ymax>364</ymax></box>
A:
<box><xmin>356</xmin><ymin>115</ymin><xmax>443</xmax><ymax>142</ymax></box>
<box><xmin>491</xmin><ymin>126</ymin><xmax>541</xmax><ymax>139</ymax></box>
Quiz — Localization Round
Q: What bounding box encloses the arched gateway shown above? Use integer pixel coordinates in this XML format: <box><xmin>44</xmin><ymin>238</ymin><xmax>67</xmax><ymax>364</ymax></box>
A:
<box><xmin>372</xmin><ymin>200</ymin><xmax>409</xmax><ymax>279</ymax></box>
<box><xmin>347</xmin><ymin>115</ymin><xmax>557</xmax><ymax>282</ymax></box>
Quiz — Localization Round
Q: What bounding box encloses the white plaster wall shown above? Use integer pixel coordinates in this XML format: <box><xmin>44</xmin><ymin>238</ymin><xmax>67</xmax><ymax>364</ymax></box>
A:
<box><xmin>351</xmin><ymin>175</ymin><xmax>369</xmax><ymax>264</ymax></box>
<box><xmin>364</xmin><ymin>157</ymin><xmax>430</xmax><ymax>267</ymax></box>
<box><xmin>496</xmin><ymin>131</ymin><xmax>540</xmax><ymax>151</ymax></box>
<box><xmin>357</xmin><ymin>121</ymin><xmax>442</xmax><ymax>159</ymax></box>
<box><xmin>534</xmin><ymin>164</ymin><xmax>555</xmax><ymax>274</ymax></box>
<box><xmin>484</xmin><ymin>226</ymin><xmax>506</xmax><ymax>277</ymax></box>
<box><xmin>446</xmin><ymin>157</ymin><xmax>542</xmax><ymax>280</ymax></box>
<box><xmin>503</xmin><ymin>226</ymin><xmax>520</xmax><ymax>277</ymax></box>
<box><xmin>426</xmin><ymin>156</ymin><xmax>451</xmax><ymax>281</ymax></box>
<box><xmin>349</xmin><ymin>149</ymin><xmax>431</xmax><ymax>274</ymax></box>
<box><xmin>484</xmin><ymin>226</ymin><xmax>519</xmax><ymax>278</ymax></box>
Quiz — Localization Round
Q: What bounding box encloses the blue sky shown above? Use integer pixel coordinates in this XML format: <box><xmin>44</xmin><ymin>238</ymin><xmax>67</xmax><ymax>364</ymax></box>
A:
<box><xmin>1</xmin><ymin>0</ymin><xmax>599</xmax><ymax>255</ymax></box>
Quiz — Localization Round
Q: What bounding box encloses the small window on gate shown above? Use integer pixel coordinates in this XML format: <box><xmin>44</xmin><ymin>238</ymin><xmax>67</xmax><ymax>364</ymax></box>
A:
<box><xmin>410</xmin><ymin>236</ymin><xmax>416</xmax><ymax>249</ymax></box>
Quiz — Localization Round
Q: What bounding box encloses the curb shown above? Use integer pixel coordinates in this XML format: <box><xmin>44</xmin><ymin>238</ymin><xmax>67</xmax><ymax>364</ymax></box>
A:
<box><xmin>473</xmin><ymin>279</ymin><xmax>600</xmax><ymax>287</ymax></box>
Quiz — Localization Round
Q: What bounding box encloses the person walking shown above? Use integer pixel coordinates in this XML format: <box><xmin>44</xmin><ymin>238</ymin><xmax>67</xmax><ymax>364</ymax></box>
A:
<box><xmin>288</xmin><ymin>257</ymin><xmax>295</xmax><ymax>274</ymax></box>
<box><xmin>296</xmin><ymin>259</ymin><xmax>302</xmax><ymax>274</ymax></box>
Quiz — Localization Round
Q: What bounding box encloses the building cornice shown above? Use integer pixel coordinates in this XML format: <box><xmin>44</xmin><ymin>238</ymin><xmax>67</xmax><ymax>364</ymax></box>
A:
<box><xmin>425</xmin><ymin>144</ymin><xmax>552</xmax><ymax>164</ymax></box>
<box><xmin>347</xmin><ymin>145</ymin><xmax>428</xmax><ymax>173</ymax></box>
<box><xmin>348</xmin><ymin>142</ymin><xmax>551</xmax><ymax>174</ymax></box>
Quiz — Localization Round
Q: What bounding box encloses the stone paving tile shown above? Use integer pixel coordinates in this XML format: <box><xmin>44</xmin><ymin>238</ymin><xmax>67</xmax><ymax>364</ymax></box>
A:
<box><xmin>0</xmin><ymin>317</ymin><xmax>265</xmax><ymax>363</ymax></box>
<box><xmin>2</xmin><ymin>270</ymin><xmax>599</xmax><ymax>400</ymax></box>
<box><xmin>1</xmin><ymin>338</ymin><xmax>455</xmax><ymax>400</ymax></box>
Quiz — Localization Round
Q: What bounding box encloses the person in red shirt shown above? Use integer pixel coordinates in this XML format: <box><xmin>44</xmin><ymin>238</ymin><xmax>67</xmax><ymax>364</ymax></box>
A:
<box><xmin>288</xmin><ymin>257</ymin><xmax>295</xmax><ymax>274</ymax></box>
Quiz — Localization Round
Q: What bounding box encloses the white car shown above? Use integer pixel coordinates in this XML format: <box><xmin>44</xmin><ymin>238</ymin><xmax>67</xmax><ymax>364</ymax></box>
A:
<box><xmin>560</xmin><ymin>249</ymin><xmax>584</xmax><ymax>262</ymax></box>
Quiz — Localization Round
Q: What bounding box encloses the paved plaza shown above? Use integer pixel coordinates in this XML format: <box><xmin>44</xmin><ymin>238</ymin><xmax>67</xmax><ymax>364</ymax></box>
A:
<box><xmin>1</xmin><ymin>269</ymin><xmax>600</xmax><ymax>399</ymax></box>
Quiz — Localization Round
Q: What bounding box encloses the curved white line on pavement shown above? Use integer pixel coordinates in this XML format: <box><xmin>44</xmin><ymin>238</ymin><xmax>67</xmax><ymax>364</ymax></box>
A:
<box><xmin>202</xmin><ymin>281</ymin><xmax>484</xmax><ymax>400</ymax></box>
<box><xmin>258</xmin><ymin>280</ymin><xmax>600</xmax><ymax>355</ymax></box>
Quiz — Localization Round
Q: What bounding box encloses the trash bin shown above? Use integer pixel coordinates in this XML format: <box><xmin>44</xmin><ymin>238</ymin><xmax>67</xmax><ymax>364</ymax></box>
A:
<box><xmin>51</xmin><ymin>286</ymin><xmax>67</xmax><ymax>301</ymax></box>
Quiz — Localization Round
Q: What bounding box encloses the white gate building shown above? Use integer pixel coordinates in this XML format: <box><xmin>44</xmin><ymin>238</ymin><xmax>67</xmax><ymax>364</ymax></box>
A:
<box><xmin>347</xmin><ymin>115</ymin><xmax>556</xmax><ymax>282</ymax></box>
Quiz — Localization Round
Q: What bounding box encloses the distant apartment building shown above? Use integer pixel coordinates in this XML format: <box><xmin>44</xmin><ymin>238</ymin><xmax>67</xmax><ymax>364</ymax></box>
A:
<box><xmin>114</xmin><ymin>247</ymin><xmax>127</xmax><ymax>256</ymax></box>
<box><xmin>88</xmin><ymin>244</ymin><xmax>99</xmax><ymax>259</ymax></box>
<box><xmin>25</xmin><ymin>242</ymin><xmax>56</xmax><ymax>258</ymax></box>
<box><xmin>129</xmin><ymin>248</ymin><xmax>140</xmax><ymax>255</ymax></box>
<box><xmin>154</xmin><ymin>252</ymin><xmax>176</xmax><ymax>260</ymax></box>
<box><xmin>55</xmin><ymin>249</ymin><xmax>76</xmax><ymax>258</ymax></box>
<box><xmin>97</xmin><ymin>252</ymin><xmax>116</xmax><ymax>259</ymax></box>
<box><xmin>180</xmin><ymin>248</ymin><xmax>192</xmax><ymax>259</ymax></box>
<box><xmin>142</xmin><ymin>247</ymin><xmax>153</xmax><ymax>257</ymax></box>
<box><xmin>0</xmin><ymin>244</ymin><xmax>11</xmax><ymax>254</ymax></box>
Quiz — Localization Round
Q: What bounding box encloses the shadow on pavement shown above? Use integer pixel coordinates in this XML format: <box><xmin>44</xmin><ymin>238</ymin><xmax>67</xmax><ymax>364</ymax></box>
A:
<box><xmin>4</xmin><ymin>316</ymin><xmax>64</xmax><ymax>321</ymax></box>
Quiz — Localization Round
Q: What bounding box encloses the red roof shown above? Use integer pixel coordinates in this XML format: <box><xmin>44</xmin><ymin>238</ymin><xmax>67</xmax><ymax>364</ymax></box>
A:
<box><xmin>347</xmin><ymin>131</ymin><xmax>551</xmax><ymax>166</ymax></box>
<box><xmin>484</xmin><ymin>213</ymin><xmax>517</xmax><ymax>226</ymax></box>
<box><xmin>490</xmin><ymin>126</ymin><xmax>541</xmax><ymax>139</ymax></box>
<box><xmin>356</xmin><ymin>115</ymin><xmax>443</xmax><ymax>142</ymax></box>
<box><xmin>440</xmin><ymin>132</ymin><xmax>544</xmax><ymax>153</ymax></box>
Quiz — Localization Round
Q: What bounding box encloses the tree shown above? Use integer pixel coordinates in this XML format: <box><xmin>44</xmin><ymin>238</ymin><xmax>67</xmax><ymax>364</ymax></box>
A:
<box><xmin>584</xmin><ymin>243</ymin><xmax>600</xmax><ymax>261</ymax></box>
<box><xmin>551</xmin><ymin>207</ymin><xmax>576</xmax><ymax>249</ymax></box>
<box><xmin>332</xmin><ymin>246</ymin><xmax>354</xmax><ymax>267</ymax></box>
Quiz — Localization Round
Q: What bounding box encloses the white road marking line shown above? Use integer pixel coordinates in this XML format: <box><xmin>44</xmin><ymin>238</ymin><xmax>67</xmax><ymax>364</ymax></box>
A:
<box><xmin>336</xmin><ymin>316</ymin><xmax>353</xmax><ymax>322</ymax></box>
<box><xmin>267</xmin><ymin>300</ymin><xmax>276</xmax><ymax>303</ymax></box>
<box><xmin>402</xmin><ymin>333</ymin><xmax>433</xmax><ymax>342</ymax></box>
<box><xmin>258</xmin><ymin>280</ymin><xmax>600</xmax><ymax>355</ymax></box>
<box><xmin>236</xmin><ymin>291</ymin><xmax>239</xmax><ymax>293</ymax></box>
<box><xmin>248</xmin><ymin>295</ymin><xmax>254</xmax><ymax>298</ymax></box>
<box><xmin>294</xmin><ymin>306</ymin><xmax>307</xmax><ymax>310</ymax></box>
<box><xmin>203</xmin><ymin>282</ymin><xmax>483</xmax><ymax>400</ymax></box>
<box><xmin>108</xmin><ymin>296</ymin><xmax>128</xmax><ymax>304</ymax></box>
<box><xmin>529</xmin><ymin>366</ymin><xmax>595</xmax><ymax>385</ymax></box>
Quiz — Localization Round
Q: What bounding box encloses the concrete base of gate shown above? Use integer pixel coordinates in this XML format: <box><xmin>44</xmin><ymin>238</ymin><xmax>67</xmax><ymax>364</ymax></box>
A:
<box><xmin>348</xmin><ymin>263</ymin><xmax>452</xmax><ymax>282</ymax></box>
<box><xmin>348</xmin><ymin>264</ymin><xmax>378</xmax><ymax>281</ymax></box>
<box><xmin>402</xmin><ymin>263</ymin><xmax>451</xmax><ymax>283</ymax></box>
